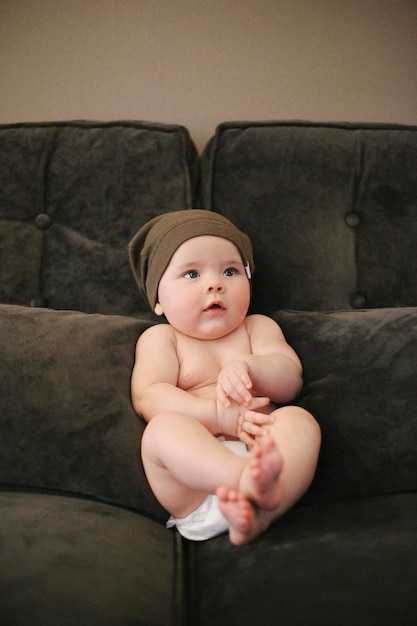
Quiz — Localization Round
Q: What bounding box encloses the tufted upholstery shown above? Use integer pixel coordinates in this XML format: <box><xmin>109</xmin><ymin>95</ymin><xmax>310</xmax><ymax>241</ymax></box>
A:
<box><xmin>0</xmin><ymin>121</ymin><xmax>198</xmax><ymax>317</ymax></box>
<box><xmin>201</xmin><ymin>121</ymin><xmax>417</xmax><ymax>313</ymax></box>
<box><xmin>1</xmin><ymin>120</ymin><xmax>417</xmax><ymax>625</ymax></box>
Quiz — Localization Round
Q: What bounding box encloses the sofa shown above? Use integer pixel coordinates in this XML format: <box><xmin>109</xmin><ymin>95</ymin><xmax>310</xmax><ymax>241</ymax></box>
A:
<box><xmin>1</xmin><ymin>119</ymin><xmax>416</xmax><ymax>626</ymax></box>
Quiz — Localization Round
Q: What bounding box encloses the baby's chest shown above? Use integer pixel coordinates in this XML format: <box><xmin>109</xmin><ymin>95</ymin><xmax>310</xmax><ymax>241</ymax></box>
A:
<box><xmin>177</xmin><ymin>336</ymin><xmax>251</xmax><ymax>391</ymax></box>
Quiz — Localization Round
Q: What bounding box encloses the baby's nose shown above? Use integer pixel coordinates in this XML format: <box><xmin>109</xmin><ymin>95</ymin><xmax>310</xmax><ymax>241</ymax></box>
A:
<box><xmin>208</xmin><ymin>279</ymin><xmax>225</xmax><ymax>292</ymax></box>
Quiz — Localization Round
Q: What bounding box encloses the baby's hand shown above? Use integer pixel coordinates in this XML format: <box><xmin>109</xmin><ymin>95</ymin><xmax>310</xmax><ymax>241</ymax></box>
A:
<box><xmin>217</xmin><ymin>359</ymin><xmax>253</xmax><ymax>407</ymax></box>
<box><xmin>215</xmin><ymin>395</ymin><xmax>265</xmax><ymax>435</ymax></box>
<box><xmin>216</xmin><ymin>395</ymin><xmax>270</xmax><ymax>439</ymax></box>
<box><xmin>238</xmin><ymin>405</ymin><xmax>275</xmax><ymax>448</ymax></box>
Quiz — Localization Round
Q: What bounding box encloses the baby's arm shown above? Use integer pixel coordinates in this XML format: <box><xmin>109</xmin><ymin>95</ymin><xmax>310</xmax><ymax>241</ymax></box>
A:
<box><xmin>132</xmin><ymin>324</ymin><xmax>224</xmax><ymax>434</ymax></box>
<box><xmin>217</xmin><ymin>314</ymin><xmax>303</xmax><ymax>407</ymax></box>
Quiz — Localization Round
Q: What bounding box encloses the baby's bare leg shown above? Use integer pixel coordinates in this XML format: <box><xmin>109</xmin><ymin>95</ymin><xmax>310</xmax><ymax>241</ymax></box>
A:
<box><xmin>218</xmin><ymin>407</ymin><xmax>320</xmax><ymax>545</ymax></box>
<box><xmin>217</xmin><ymin>432</ymin><xmax>283</xmax><ymax>545</ymax></box>
<box><xmin>141</xmin><ymin>412</ymin><xmax>247</xmax><ymax>519</ymax></box>
<box><xmin>241</xmin><ymin>431</ymin><xmax>284</xmax><ymax>510</ymax></box>
<box><xmin>264</xmin><ymin>406</ymin><xmax>321</xmax><ymax>517</ymax></box>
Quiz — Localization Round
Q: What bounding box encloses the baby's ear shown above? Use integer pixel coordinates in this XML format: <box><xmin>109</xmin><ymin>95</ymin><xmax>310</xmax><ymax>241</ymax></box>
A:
<box><xmin>154</xmin><ymin>303</ymin><xmax>164</xmax><ymax>316</ymax></box>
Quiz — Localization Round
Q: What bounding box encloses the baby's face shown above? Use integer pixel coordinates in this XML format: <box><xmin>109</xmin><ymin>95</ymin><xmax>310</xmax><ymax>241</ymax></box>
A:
<box><xmin>154</xmin><ymin>235</ymin><xmax>250</xmax><ymax>340</ymax></box>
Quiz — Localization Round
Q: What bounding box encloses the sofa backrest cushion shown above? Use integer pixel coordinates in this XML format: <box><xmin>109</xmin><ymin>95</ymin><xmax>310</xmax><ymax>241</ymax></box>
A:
<box><xmin>274</xmin><ymin>306</ymin><xmax>417</xmax><ymax>503</ymax></box>
<box><xmin>0</xmin><ymin>121</ymin><xmax>198</xmax><ymax>317</ymax></box>
<box><xmin>201</xmin><ymin>121</ymin><xmax>417</xmax><ymax>313</ymax></box>
<box><xmin>2</xmin><ymin>303</ymin><xmax>415</xmax><ymax>515</ymax></box>
<box><xmin>0</xmin><ymin>304</ymin><xmax>167</xmax><ymax>521</ymax></box>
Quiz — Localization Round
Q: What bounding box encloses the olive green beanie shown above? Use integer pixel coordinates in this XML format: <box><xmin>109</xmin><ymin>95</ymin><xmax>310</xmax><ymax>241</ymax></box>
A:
<box><xmin>128</xmin><ymin>209</ymin><xmax>254</xmax><ymax>309</ymax></box>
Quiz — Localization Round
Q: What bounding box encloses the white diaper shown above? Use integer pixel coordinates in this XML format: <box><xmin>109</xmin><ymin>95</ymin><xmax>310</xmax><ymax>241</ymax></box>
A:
<box><xmin>166</xmin><ymin>438</ymin><xmax>248</xmax><ymax>541</ymax></box>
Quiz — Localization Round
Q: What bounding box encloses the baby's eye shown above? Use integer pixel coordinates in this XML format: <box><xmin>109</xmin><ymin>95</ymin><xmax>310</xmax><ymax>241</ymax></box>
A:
<box><xmin>223</xmin><ymin>267</ymin><xmax>238</xmax><ymax>277</ymax></box>
<box><xmin>184</xmin><ymin>269</ymin><xmax>199</xmax><ymax>279</ymax></box>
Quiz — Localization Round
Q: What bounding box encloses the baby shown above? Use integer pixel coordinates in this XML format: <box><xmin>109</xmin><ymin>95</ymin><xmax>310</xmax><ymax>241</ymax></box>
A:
<box><xmin>129</xmin><ymin>210</ymin><xmax>320</xmax><ymax>545</ymax></box>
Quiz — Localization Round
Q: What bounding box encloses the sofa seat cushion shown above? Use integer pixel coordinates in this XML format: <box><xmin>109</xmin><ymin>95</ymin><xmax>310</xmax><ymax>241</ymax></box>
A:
<box><xmin>0</xmin><ymin>491</ymin><xmax>181</xmax><ymax>626</ymax></box>
<box><xmin>274</xmin><ymin>307</ymin><xmax>417</xmax><ymax>503</ymax></box>
<box><xmin>0</xmin><ymin>304</ymin><xmax>166</xmax><ymax>520</ymax></box>
<box><xmin>0</xmin><ymin>120</ymin><xmax>198</xmax><ymax>316</ymax></box>
<box><xmin>187</xmin><ymin>492</ymin><xmax>417</xmax><ymax>626</ymax></box>
<box><xmin>201</xmin><ymin>121</ymin><xmax>417</xmax><ymax>312</ymax></box>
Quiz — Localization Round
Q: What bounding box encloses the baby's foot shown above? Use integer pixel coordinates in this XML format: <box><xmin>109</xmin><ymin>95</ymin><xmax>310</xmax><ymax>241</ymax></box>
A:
<box><xmin>242</xmin><ymin>432</ymin><xmax>284</xmax><ymax>510</ymax></box>
<box><xmin>216</xmin><ymin>487</ymin><xmax>269</xmax><ymax>545</ymax></box>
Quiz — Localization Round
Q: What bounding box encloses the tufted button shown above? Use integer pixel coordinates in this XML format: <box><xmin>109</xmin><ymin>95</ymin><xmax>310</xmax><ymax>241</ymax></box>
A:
<box><xmin>35</xmin><ymin>213</ymin><xmax>52</xmax><ymax>230</ymax></box>
<box><xmin>350</xmin><ymin>292</ymin><xmax>366</xmax><ymax>309</ymax></box>
<box><xmin>344</xmin><ymin>211</ymin><xmax>360</xmax><ymax>227</ymax></box>
<box><xmin>30</xmin><ymin>295</ymin><xmax>48</xmax><ymax>308</ymax></box>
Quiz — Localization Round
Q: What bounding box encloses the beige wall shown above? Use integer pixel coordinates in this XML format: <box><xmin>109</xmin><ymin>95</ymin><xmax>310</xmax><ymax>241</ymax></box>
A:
<box><xmin>1</xmin><ymin>0</ymin><xmax>416</xmax><ymax>152</ymax></box>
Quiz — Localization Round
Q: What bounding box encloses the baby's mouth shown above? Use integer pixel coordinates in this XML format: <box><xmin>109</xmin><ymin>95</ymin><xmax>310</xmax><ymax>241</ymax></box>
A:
<box><xmin>204</xmin><ymin>302</ymin><xmax>225</xmax><ymax>311</ymax></box>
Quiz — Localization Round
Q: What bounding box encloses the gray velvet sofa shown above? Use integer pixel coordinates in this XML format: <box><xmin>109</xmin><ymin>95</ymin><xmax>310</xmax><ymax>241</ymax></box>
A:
<box><xmin>1</xmin><ymin>120</ymin><xmax>416</xmax><ymax>625</ymax></box>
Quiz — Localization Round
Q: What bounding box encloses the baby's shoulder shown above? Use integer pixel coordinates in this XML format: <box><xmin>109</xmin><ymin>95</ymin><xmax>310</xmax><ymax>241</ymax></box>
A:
<box><xmin>244</xmin><ymin>314</ymin><xmax>284</xmax><ymax>345</ymax></box>
<box><xmin>244</xmin><ymin>313</ymin><xmax>279</xmax><ymax>333</ymax></box>
<box><xmin>138</xmin><ymin>322</ymin><xmax>177</xmax><ymax>350</ymax></box>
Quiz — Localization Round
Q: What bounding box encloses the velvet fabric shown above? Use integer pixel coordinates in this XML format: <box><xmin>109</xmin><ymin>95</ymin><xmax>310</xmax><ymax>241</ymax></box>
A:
<box><xmin>187</xmin><ymin>492</ymin><xmax>417</xmax><ymax>626</ymax></box>
<box><xmin>3</xmin><ymin>302</ymin><xmax>416</xmax><ymax>520</ymax></box>
<box><xmin>2</xmin><ymin>120</ymin><xmax>417</xmax><ymax>625</ymax></box>
<box><xmin>0</xmin><ymin>304</ymin><xmax>166</xmax><ymax>521</ymax></box>
<box><xmin>274</xmin><ymin>307</ymin><xmax>417</xmax><ymax>503</ymax></box>
<box><xmin>0</xmin><ymin>121</ymin><xmax>198</xmax><ymax>317</ymax></box>
<box><xmin>200</xmin><ymin>121</ymin><xmax>417</xmax><ymax>313</ymax></box>
<box><xmin>0</xmin><ymin>491</ymin><xmax>181</xmax><ymax>626</ymax></box>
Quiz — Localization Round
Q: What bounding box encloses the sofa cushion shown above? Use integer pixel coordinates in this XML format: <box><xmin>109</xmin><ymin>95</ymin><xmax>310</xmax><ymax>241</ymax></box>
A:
<box><xmin>201</xmin><ymin>121</ymin><xmax>417</xmax><ymax>313</ymax></box>
<box><xmin>0</xmin><ymin>120</ymin><xmax>198</xmax><ymax>317</ymax></box>
<box><xmin>188</xmin><ymin>492</ymin><xmax>417</xmax><ymax>626</ymax></box>
<box><xmin>0</xmin><ymin>491</ymin><xmax>180</xmax><ymax>626</ymax></box>
<box><xmin>0</xmin><ymin>304</ymin><xmax>166</xmax><ymax>520</ymax></box>
<box><xmin>274</xmin><ymin>307</ymin><xmax>417</xmax><ymax>502</ymax></box>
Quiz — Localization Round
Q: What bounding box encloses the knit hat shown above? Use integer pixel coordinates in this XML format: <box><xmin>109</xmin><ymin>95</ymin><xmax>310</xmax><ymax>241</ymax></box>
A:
<box><xmin>128</xmin><ymin>209</ymin><xmax>254</xmax><ymax>309</ymax></box>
